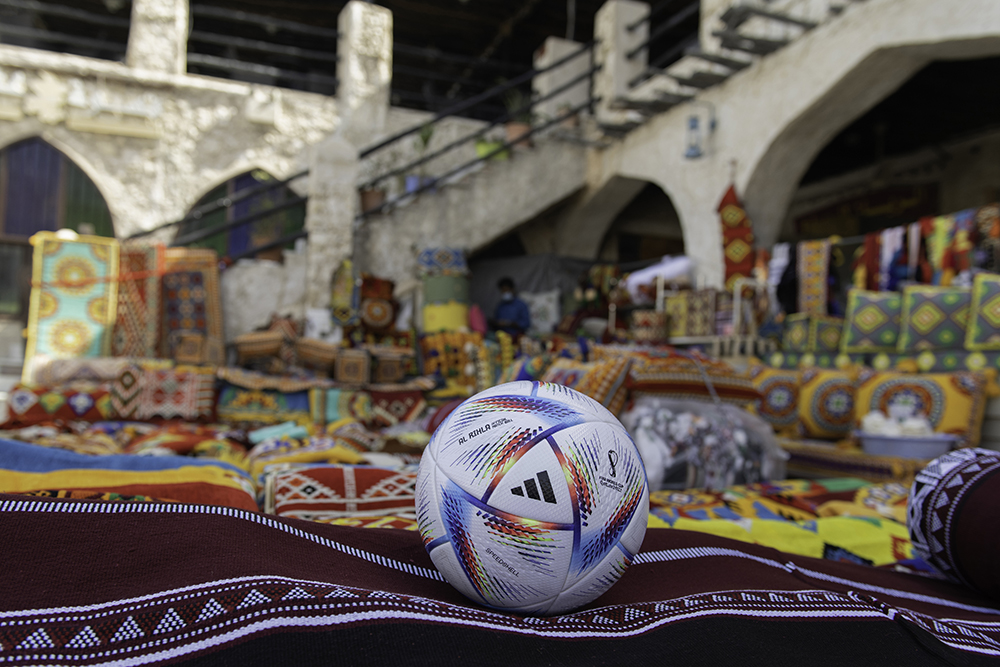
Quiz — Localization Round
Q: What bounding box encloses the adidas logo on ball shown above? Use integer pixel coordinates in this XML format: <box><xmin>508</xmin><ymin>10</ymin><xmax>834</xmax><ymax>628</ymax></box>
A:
<box><xmin>509</xmin><ymin>470</ymin><xmax>557</xmax><ymax>504</ymax></box>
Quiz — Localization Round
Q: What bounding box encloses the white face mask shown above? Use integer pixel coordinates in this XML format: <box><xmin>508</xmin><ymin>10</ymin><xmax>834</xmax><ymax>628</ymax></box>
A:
<box><xmin>501</xmin><ymin>292</ymin><xmax>514</xmax><ymax>301</ymax></box>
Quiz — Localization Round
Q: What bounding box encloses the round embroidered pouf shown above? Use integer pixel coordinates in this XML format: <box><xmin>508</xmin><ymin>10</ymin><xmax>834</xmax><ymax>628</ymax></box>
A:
<box><xmin>907</xmin><ymin>448</ymin><xmax>1000</xmax><ymax>600</ymax></box>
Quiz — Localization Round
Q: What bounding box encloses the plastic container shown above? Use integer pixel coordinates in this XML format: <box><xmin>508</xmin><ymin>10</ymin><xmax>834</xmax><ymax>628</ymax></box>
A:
<box><xmin>855</xmin><ymin>431</ymin><xmax>960</xmax><ymax>460</ymax></box>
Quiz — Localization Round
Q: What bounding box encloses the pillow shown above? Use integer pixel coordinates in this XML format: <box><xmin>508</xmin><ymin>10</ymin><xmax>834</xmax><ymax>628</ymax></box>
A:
<box><xmin>540</xmin><ymin>357</ymin><xmax>632</xmax><ymax>415</ymax></box>
<box><xmin>797</xmin><ymin>367</ymin><xmax>859</xmax><ymax>440</ymax></box>
<box><xmin>908</xmin><ymin>449</ymin><xmax>1000</xmax><ymax>600</ymax></box>
<box><xmin>747</xmin><ymin>365</ymin><xmax>799</xmax><ymax>432</ymax></box>
<box><xmin>809</xmin><ymin>316</ymin><xmax>843</xmax><ymax>354</ymax></box>
<box><xmin>782</xmin><ymin>313</ymin><xmax>810</xmax><ymax>352</ymax></box>
<box><xmin>3</xmin><ymin>383</ymin><xmax>112</xmax><ymax>427</ymax></box>
<box><xmin>135</xmin><ymin>368</ymin><xmax>215</xmax><ymax>422</ymax></box>
<box><xmin>966</xmin><ymin>273</ymin><xmax>1000</xmax><ymax>351</ymax></box>
<box><xmin>369</xmin><ymin>390</ymin><xmax>427</xmax><ymax>427</ymax></box>
<box><xmin>897</xmin><ymin>285</ymin><xmax>971</xmax><ymax>352</ymax></box>
<box><xmin>854</xmin><ymin>369</ymin><xmax>987</xmax><ymax>446</ymax></box>
<box><xmin>520</xmin><ymin>289</ymin><xmax>561</xmax><ymax>336</ymax></box>
<box><xmin>842</xmin><ymin>289</ymin><xmax>902</xmax><ymax>353</ymax></box>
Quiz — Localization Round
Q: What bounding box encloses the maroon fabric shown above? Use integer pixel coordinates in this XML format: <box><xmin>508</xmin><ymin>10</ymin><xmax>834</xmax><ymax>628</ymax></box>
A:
<box><xmin>952</xmin><ymin>461</ymin><xmax>1000</xmax><ymax>600</ymax></box>
<box><xmin>1</xmin><ymin>494</ymin><xmax>999</xmax><ymax>665</ymax></box>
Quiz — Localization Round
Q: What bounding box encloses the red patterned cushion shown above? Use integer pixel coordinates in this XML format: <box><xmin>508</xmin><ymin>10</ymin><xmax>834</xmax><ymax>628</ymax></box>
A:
<box><xmin>136</xmin><ymin>369</ymin><xmax>215</xmax><ymax>422</ymax></box>
<box><xmin>265</xmin><ymin>465</ymin><xmax>416</xmax><ymax>521</ymax></box>
<box><xmin>369</xmin><ymin>390</ymin><xmax>427</xmax><ymax>427</ymax></box>
<box><xmin>3</xmin><ymin>383</ymin><xmax>112</xmax><ymax>427</ymax></box>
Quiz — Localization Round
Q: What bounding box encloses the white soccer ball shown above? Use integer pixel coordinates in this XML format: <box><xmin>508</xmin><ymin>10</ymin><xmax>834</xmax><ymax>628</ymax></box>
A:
<box><xmin>416</xmin><ymin>381</ymin><xmax>649</xmax><ymax>615</ymax></box>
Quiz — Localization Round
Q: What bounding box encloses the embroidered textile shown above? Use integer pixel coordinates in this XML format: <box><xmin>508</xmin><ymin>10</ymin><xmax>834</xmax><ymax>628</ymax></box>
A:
<box><xmin>32</xmin><ymin>357</ymin><xmax>134</xmax><ymax>386</ymax></box>
<box><xmin>717</xmin><ymin>185</ymin><xmax>755</xmax><ymax>292</ymax></box>
<box><xmin>135</xmin><ymin>368</ymin><xmax>215</xmax><ymax>422</ymax></box>
<box><xmin>24</xmin><ymin>232</ymin><xmax>120</xmax><ymax>384</ymax></box>
<box><xmin>797</xmin><ymin>239</ymin><xmax>830</xmax><ymax>316</ymax></box>
<box><xmin>897</xmin><ymin>285</ymin><xmax>971</xmax><ymax>352</ymax></box>
<box><xmin>264</xmin><ymin>465</ymin><xmax>417</xmax><ymax>520</ymax></box>
<box><xmin>217</xmin><ymin>383</ymin><xmax>311</xmax><ymax>428</ymax></box>
<box><xmin>416</xmin><ymin>246</ymin><xmax>469</xmax><ymax>276</ymax></box>
<box><xmin>747</xmin><ymin>364</ymin><xmax>799</xmax><ymax>431</ymax></box>
<box><xmin>797</xmin><ymin>367</ymin><xmax>858</xmax><ymax>440</ymax></box>
<box><xmin>369</xmin><ymin>390</ymin><xmax>427</xmax><ymax>427</ymax></box>
<box><xmin>809</xmin><ymin>316</ymin><xmax>843</xmax><ymax>354</ymax></box>
<box><xmin>330</xmin><ymin>259</ymin><xmax>360</xmax><ymax>327</ymax></box>
<box><xmin>112</xmin><ymin>243</ymin><xmax>162</xmax><ymax>358</ymax></box>
<box><xmin>663</xmin><ymin>294</ymin><xmax>687</xmax><ymax>337</ymax></box>
<box><xmin>782</xmin><ymin>313</ymin><xmax>810</xmax><ymax>352</ymax></box>
<box><xmin>3</xmin><ymin>383</ymin><xmax>112</xmax><ymax>427</ymax></box>
<box><xmin>966</xmin><ymin>272</ymin><xmax>1000</xmax><ymax>351</ymax></box>
<box><xmin>162</xmin><ymin>249</ymin><xmax>223</xmax><ymax>364</ymax></box>
<box><xmin>686</xmin><ymin>289</ymin><xmax>716</xmax><ymax>337</ymax></box>
<box><xmin>842</xmin><ymin>289</ymin><xmax>902</xmax><ymax>353</ymax></box>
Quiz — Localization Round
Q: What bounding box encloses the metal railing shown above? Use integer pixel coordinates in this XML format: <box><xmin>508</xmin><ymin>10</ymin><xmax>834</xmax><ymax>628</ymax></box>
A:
<box><xmin>0</xmin><ymin>0</ymin><xmax>130</xmax><ymax>61</ymax></box>
<box><xmin>187</xmin><ymin>4</ymin><xmax>339</xmax><ymax>94</ymax></box>
<box><xmin>626</xmin><ymin>0</ymin><xmax>701</xmax><ymax>89</ymax></box>
<box><xmin>158</xmin><ymin>42</ymin><xmax>600</xmax><ymax>261</ymax></box>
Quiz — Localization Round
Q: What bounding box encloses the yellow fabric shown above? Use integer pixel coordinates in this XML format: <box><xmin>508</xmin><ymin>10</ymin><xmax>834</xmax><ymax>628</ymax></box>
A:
<box><xmin>647</xmin><ymin>514</ymin><xmax>912</xmax><ymax>566</ymax></box>
<box><xmin>249</xmin><ymin>444</ymin><xmax>365</xmax><ymax>479</ymax></box>
<box><xmin>854</xmin><ymin>370</ymin><xmax>987</xmax><ymax>446</ymax></box>
<box><xmin>797</xmin><ymin>367</ymin><xmax>859</xmax><ymax>439</ymax></box>
<box><xmin>422</xmin><ymin>302</ymin><xmax>469</xmax><ymax>333</ymax></box>
<box><xmin>746</xmin><ymin>364</ymin><xmax>800</xmax><ymax>434</ymax></box>
<box><xmin>0</xmin><ymin>465</ymin><xmax>253</xmax><ymax>494</ymax></box>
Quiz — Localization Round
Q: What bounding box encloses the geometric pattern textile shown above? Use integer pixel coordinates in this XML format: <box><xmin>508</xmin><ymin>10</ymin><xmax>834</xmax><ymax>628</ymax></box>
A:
<box><xmin>369</xmin><ymin>390</ymin><xmax>427</xmax><ymax>428</ymax></box>
<box><xmin>809</xmin><ymin>316</ymin><xmax>843</xmax><ymax>353</ymax></box>
<box><xmin>747</xmin><ymin>365</ymin><xmax>799</xmax><ymax>431</ymax></box>
<box><xmin>135</xmin><ymin>368</ymin><xmax>215</xmax><ymax>422</ymax></box>
<box><xmin>4</xmin><ymin>495</ymin><xmax>1000</xmax><ymax>665</ymax></box>
<box><xmin>797</xmin><ymin>239</ymin><xmax>830</xmax><ymax>316</ymax></box>
<box><xmin>541</xmin><ymin>357</ymin><xmax>633</xmax><ymax>415</ymax></box>
<box><xmin>907</xmin><ymin>448</ymin><xmax>1000</xmax><ymax>595</ymax></box>
<box><xmin>663</xmin><ymin>294</ymin><xmax>688</xmax><ymax>338</ymax></box>
<box><xmin>854</xmin><ymin>369</ymin><xmax>987</xmax><ymax>446</ymax></box>
<box><xmin>841</xmin><ymin>289</ymin><xmax>902</xmax><ymax>353</ymax></box>
<box><xmin>686</xmin><ymin>289</ymin><xmax>717</xmax><ymax>337</ymax></box>
<box><xmin>23</xmin><ymin>232</ymin><xmax>120</xmax><ymax>384</ymax></box>
<box><xmin>416</xmin><ymin>246</ymin><xmax>469</xmax><ymax>276</ymax></box>
<box><xmin>897</xmin><ymin>285</ymin><xmax>971</xmax><ymax>352</ymax></box>
<box><xmin>717</xmin><ymin>185</ymin><xmax>755</xmax><ymax>293</ymax></box>
<box><xmin>2</xmin><ymin>383</ymin><xmax>112</xmax><ymax>427</ymax></box>
<box><xmin>782</xmin><ymin>313</ymin><xmax>810</xmax><ymax>352</ymax></box>
<box><xmin>112</xmin><ymin>243</ymin><xmax>162</xmax><ymax>358</ymax></box>
<box><xmin>109</xmin><ymin>364</ymin><xmax>143</xmax><ymax>420</ymax></box>
<box><xmin>217</xmin><ymin>383</ymin><xmax>312</xmax><ymax>428</ymax></box>
<box><xmin>797</xmin><ymin>367</ymin><xmax>858</xmax><ymax>440</ymax></box>
<box><xmin>966</xmin><ymin>272</ymin><xmax>1000</xmax><ymax>351</ymax></box>
<box><xmin>330</xmin><ymin>259</ymin><xmax>360</xmax><ymax>327</ymax></box>
<box><xmin>265</xmin><ymin>465</ymin><xmax>417</xmax><ymax>520</ymax></box>
<box><xmin>162</xmin><ymin>249</ymin><xmax>224</xmax><ymax>364</ymax></box>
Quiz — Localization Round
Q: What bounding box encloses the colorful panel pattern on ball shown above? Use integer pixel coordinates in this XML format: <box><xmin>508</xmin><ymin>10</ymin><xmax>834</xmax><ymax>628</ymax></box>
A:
<box><xmin>418</xmin><ymin>382</ymin><xmax>648</xmax><ymax>614</ymax></box>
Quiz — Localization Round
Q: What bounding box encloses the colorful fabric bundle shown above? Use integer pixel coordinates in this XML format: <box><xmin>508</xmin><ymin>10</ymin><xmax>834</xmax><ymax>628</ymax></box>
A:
<box><xmin>5</xmin><ymin>489</ymin><xmax>1000</xmax><ymax>664</ymax></box>
<box><xmin>161</xmin><ymin>248</ymin><xmax>224</xmax><ymax>365</ymax></box>
<box><xmin>369</xmin><ymin>390</ymin><xmax>427</xmax><ymax>427</ymax></box>
<box><xmin>262</xmin><ymin>465</ymin><xmax>417</xmax><ymax>521</ymax></box>
<box><xmin>717</xmin><ymin>185</ymin><xmax>756</xmax><ymax>292</ymax></box>
<box><xmin>747</xmin><ymin>364</ymin><xmax>799</xmax><ymax>432</ymax></box>
<box><xmin>135</xmin><ymin>367</ymin><xmax>215</xmax><ymax>422</ymax></box>
<box><xmin>217</xmin><ymin>384</ymin><xmax>312</xmax><ymax>428</ymax></box>
<box><xmin>112</xmin><ymin>243</ymin><xmax>162</xmax><ymax>358</ymax></box>
<box><xmin>3</xmin><ymin>383</ymin><xmax>112</xmax><ymax>427</ymax></box>
<box><xmin>23</xmin><ymin>232</ymin><xmax>120</xmax><ymax>384</ymax></box>
<box><xmin>416</xmin><ymin>246</ymin><xmax>469</xmax><ymax>276</ymax></box>
<box><xmin>330</xmin><ymin>259</ymin><xmax>360</xmax><ymax>327</ymax></box>
<box><xmin>309</xmin><ymin>388</ymin><xmax>372</xmax><ymax>426</ymax></box>
<box><xmin>647</xmin><ymin>478</ymin><xmax>912</xmax><ymax>566</ymax></box>
<box><xmin>0</xmin><ymin>438</ymin><xmax>257</xmax><ymax>510</ymax></box>
<box><xmin>797</xmin><ymin>239</ymin><xmax>830</xmax><ymax>316</ymax></box>
<box><xmin>797</xmin><ymin>367</ymin><xmax>858</xmax><ymax>439</ymax></box>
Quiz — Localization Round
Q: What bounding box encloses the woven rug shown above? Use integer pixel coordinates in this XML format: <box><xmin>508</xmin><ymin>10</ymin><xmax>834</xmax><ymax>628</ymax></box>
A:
<box><xmin>263</xmin><ymin>465</ymin><xmax>417</xmax><ymax>520</ymax></box>
<box><xmin>797</xmin><ymin>239</ymin><xmax>830</xmax><ymax>316</ymax></box>
<box><xmin>161</xmin><ymin>248</ymin><xmax>224</xmax><ymax>365</ymax></box>
<box><xmin>2</xmin><ymin>494</ymin><xmax>1000</xmax><ymax>665</ymax></box>
<box><xmin>23</xmin><ymin>232</ymin><xmax>120</xmax><ymax>383</ymax></box>
<box><xmin>112</xmin><ymin>243</ymin><xmax>162</xmax><ymax>358</ymax></box>
<box><xmin>717</xmin><ymin>185</ymin><xmax>755</xmax><ymax>293</ymax></box>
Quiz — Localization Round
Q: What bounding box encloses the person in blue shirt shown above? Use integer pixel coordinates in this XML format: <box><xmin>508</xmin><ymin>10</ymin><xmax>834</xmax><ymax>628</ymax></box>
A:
<box><xmin>490</xmin><ymin>276</ymin><xmax>531</xmax><ymax>338</ymax></box>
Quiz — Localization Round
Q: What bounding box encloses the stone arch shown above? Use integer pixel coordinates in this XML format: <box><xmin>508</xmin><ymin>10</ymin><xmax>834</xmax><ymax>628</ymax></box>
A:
<box><xmin>741</xmin><ymin>4</ymin><xmax>1000</xmax><ymax>247</ymax></box>
<box><xmin>0</xmin><ymin>135</ymin><xmax>114</xmax><ymax>238</ymax></box>
<box><xmin>594</xmin><ymin>179</ymin><xmax>686</xmax><ymax>262</ymax></box>
<box><xmin>177</xmin><ymin>167</ymin><xmax>306</xmax><ymax>260</ymax></box>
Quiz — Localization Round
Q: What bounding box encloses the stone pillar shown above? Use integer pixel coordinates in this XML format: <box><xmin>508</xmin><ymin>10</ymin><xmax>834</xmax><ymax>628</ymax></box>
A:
<box><xmin>126</xmin><ymin>0</ymin><xmax>189</xmax><ymax>75</ymax></box>
<box><xmin>305</xmin><ymin>134</ymin><xmax>359</xmax><ymax>308</ymax></box>
<box><xmin>532</xmin><ymin>37</ymin><xmax>591</xmax><ymax>124</ymax></box>
<box><xmin>337</xmin><ymin>0</ymin><xmax>392</xmax><ymax>146</ymax></box>
<box><xmin>593</xmin><ymin>0</ymin><xmax>648</xmax><ymax>123</ymax></box>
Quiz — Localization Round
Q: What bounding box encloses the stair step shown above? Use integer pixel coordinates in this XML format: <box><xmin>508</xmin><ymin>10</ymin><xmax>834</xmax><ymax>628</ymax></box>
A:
<box><xmin>712</xmin><ymin>30</ymin><xmax>789</xmax><ymax>56</ymax></box>
<box><xmin>616</xmin><ymin>97</ymin><xmax>680</xmax><ymax>113</ymax></box>
<box><xmin>684</xmin><ymin>47</ymin><xmax>753</xmax><ymax>72</ymax></box>
<box><xmin>720</xmin><ymin>4</ymin><xmax>818</xmax><ymax>30</ymax></box>
<box><xmin>598</xmin><ymin>121</ymin><xmax>644</xmax><ymax>137</ymax></box>
<box><xmin>670</xmin><ymin>70</ymin><xmax>731</xmax><ymax>89</ymax></box>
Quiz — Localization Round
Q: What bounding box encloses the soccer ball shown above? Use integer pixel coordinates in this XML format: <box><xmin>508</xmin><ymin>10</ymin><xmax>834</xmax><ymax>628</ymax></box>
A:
<box><xmin>416</xmin><ymin>381</ymin><xmax>649</xmax><ymax>615</ymax></box>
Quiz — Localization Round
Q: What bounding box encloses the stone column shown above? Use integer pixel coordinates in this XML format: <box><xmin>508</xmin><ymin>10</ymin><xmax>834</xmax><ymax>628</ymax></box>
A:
<box><xmin>337</xmin><ymin>0</ymin><xmax>392</xmax><ymax>146</ymax></box>
<box><xmin>305</xmin><ymin>134</ymin><xmax>359</xmax><ymax>308</ymax></box>
<box><xmin>532</xmin><ymin>37</ymin><xmax>591</xmax><ymax>124</ymax></box>
<box><xmin>593</xmin><ymin>0</ymin><xmax>648</xmax><ymax>124</ymax></box>
<box><xmin>126</xmin><ymin>0</ymin><xmax>189</xmax><ymax>75</ymax></box>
